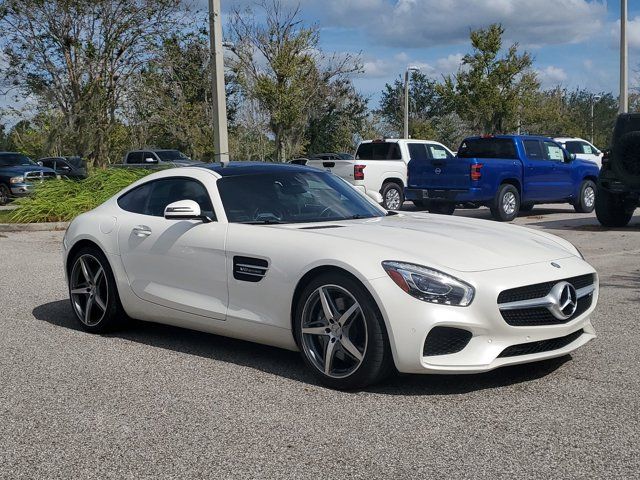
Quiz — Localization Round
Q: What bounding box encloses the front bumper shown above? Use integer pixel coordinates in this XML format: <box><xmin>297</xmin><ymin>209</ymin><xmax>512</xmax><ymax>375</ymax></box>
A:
<box><xmin>10</xmin><ymin>182</ymin><xmax>35</xmax><ymax>197</ymax></box>
<box><xmin>370</xmin><ymin>256</ymin><xmax>598</xmax><ymax>374</ymax></box>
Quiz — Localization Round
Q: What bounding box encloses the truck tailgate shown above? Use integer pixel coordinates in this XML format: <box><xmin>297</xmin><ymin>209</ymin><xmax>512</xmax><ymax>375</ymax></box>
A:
<box><xmin>306</xmin><ymin>159</ymin><xmax>356</xmax><ymax>183</ymax></box>
<box><xmin>408</xmin><ymin>156</ymin><xmax>471</xmax><ymax>189</ymax></box>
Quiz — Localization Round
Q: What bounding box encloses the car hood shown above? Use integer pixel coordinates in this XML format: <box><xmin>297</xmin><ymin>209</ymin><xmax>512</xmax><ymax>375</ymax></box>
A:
<box><xmin>287</xmin><ymin>213</ymin><xmax>578</xmax><ymax>273</ymax></box>
<box><xmin>0</xmin><ymin>165</ymin><xmax>56</xmax><ymax>175</ymax></box>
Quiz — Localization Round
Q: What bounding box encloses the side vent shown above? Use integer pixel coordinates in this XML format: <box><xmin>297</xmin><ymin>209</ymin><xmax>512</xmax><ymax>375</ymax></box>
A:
<box><xmin>233</xmin><ymin>256</ymin><xmax>269</xmax><ymax>282</ymax></box>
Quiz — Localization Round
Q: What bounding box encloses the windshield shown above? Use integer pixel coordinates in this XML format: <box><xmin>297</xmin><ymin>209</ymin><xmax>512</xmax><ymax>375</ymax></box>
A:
<box><xmin>0</xmin><ymin>154</ymin><xmax>37</xmax><ymax>167</ymax></box>
<box><xmin>65</xmin><ymin>156</ymin><xmax>85</xmax><ymax>168</ymax></box>
<box><xmin>157</xmin><ymin>150</ymin><xmax>192</xmax><ymax>162</ymax></box>
<box><xmin>217</xmin><ymin>170</ymin><xmax>386</xmax><ymax>224</ymax></box>
<box><xmin>457</xmin><ymin>138</ymin><xmax>517</xmax><ymax>159</ymax></box>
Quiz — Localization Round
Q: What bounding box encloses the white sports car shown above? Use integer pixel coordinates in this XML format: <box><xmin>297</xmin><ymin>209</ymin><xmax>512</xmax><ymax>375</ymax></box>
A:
<box><xmin>63</xmin><ymin>163</ymin><xmax>598</xmax><ymax>389</ymax></box>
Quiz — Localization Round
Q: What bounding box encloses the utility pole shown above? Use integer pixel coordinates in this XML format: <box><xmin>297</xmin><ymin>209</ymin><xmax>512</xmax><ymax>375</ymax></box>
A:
<box><xmin>620</xmin><ymin>0</ymin><xmax>628</xmax><ymax>114</ymax></box>
<box><xmin>403</xmin><ymin>66</ymin><xmax>420</xmax><ymax>139</ymax></box>
<box><xmin>209</xmin><ymin>0</ymin><xmax>229</xmax><ymax>165</ymax></box>
<box><xmin>591</xmin><ymin>95</ymin><xmax>602</xmax><ymax>144</ymax></box>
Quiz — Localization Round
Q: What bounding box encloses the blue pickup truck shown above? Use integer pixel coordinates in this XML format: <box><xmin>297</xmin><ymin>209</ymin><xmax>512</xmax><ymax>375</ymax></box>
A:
<box><xmin>0</xmin><ymin>152</ymin><xmax>58</xmax><ymax>205</ymax></box>
<box><xmin>405</xmin><ymin>135</ymin><xmax>600</xmax><ymax>221</ymax></box>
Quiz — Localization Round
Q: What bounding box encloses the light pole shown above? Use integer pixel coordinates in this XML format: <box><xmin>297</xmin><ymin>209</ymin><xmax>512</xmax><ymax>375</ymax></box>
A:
<box><xmin>591</xmin><ymin>94</ymin><xmax>602</xmax><ymax>144</ymax></box>
<box><xmin>620</xmin><ymin>0</ymin><xmax>628</xmax><ymax>114</ymax></box>
<box><xmin>403</xmin><ymin>66</ymin><xmax>420</xmax><ymax>139</ymax></box>
<box><xmin>208</xmin><ymin>0</ymin><xmax>229</xmax><ymax>165</ymax></box>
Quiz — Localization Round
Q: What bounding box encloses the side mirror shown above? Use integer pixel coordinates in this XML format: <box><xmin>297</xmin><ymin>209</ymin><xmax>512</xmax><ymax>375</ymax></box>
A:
<box><xmin>144</xmin><ymin>157</ymin><xmax>158</xmax><ymax>164</ymax></box>
<box><xmin>60</xmin><ymin>165</ymin><xmax>72</xmax><ymax>171</ymax></box>
<box><xmin>164</xmin><ymin>200</ymin><xmax>210</xmax><ymax>222</ymax></box>
<box><xmin>37</xmin><ymin>161</ymin><xmax>43</xmax><ymax>166</ymax></box>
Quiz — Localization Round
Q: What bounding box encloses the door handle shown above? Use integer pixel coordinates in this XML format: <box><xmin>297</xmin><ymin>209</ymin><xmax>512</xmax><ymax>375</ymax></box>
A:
<box><xmin>132</xmin><ymin>225</ymin><xmax>152</xmax><ymax>237</ymax></box>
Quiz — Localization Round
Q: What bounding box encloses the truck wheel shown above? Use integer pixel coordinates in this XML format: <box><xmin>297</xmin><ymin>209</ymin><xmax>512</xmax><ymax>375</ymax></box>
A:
<box><xmin>574</xmin><ymin>180</ymin><xmax>596</xmax><ymax>213</ymax></box>
<box><xmin>0</xmin><ymin>184</ymin><xmax>9</xmax><ymax>206</ymax></box>
<box><xmin>428</xmin><ymin>202</ymin><xmax>456</xmax><ymax>215</ymax></box>
<box><xmin>412</xmin><ymin>200</ymin><xmax>428</xmax><ymax>210</ymax></box>
<box><xmin>595</xmin><ymin>188</ymin><xmax>634</xmax><ymax>227</ymax></box>
<box><xmin>612</xmin><ymin>131</ymin><xmax>640</xmax><ymax>188</ymax></box>
<box><xmin>381</xmin><ymin>182</ymin><xmax>404</xmax><ymax>210</ymax></box>
<box><xmin>491</xmin><ymin>184</ymin><xmax>520</xmax><ymax>222</ymax></box>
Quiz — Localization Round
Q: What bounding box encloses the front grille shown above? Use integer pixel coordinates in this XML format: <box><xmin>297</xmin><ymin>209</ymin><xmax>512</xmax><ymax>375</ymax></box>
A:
<box><xmin>498</xmin><ymin>329</ymin><xmax>584</xmax><ymax>357</ymax></box>
<box><xmin>501</xmin><ymin>294</ymin><xmax>593</xmax><ymax>326</ymax></box>
<box><xmin>497</xmin><ymin>274</ymin><xmax>594</xmax><ymax>304</ymax></box>
<box><xmin>25</xmin><ymin>171</ymin><xmax>56</xmax><ymax>181</ymax></box>
<box><xmin>423</xmin><ymin>327</ymin><xmax>472</xmax><ymax>356</ymax></box>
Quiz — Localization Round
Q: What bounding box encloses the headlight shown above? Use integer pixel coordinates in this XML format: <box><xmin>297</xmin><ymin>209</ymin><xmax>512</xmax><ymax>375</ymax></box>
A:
<box><xmin>382</xmin><ymin>261</ymin><xmax>475</xmax><ymax>307</ymax></box>
<box><xmin>9</xmin><ymin>176</ymin><xmax>24</xmax><ymax>184</ymax></box>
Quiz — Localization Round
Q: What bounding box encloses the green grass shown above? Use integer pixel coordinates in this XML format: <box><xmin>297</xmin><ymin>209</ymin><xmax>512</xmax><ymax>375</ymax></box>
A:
<box><xmin>9</xmin><ymin>168</ymin><xmax>153</xmax><ymax>223</ymax></box>
<box><xmin>0</xmin><ymin>209</ymin><xmax>17</xmax><ymax>223</ymax></box>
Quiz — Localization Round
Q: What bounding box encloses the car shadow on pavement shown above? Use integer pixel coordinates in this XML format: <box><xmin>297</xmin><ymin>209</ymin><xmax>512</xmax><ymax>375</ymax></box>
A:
<box><xmin>33</xmin><ymin>299</ymin><xmax>570</xmax><ymax>395</ymax></box>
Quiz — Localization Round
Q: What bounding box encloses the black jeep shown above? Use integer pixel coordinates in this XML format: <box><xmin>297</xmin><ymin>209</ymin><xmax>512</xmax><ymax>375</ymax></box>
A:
<box><xmin>595</xmin><ymin>113</ymin><xmax>640</xmax><ymax>227</ymax></box>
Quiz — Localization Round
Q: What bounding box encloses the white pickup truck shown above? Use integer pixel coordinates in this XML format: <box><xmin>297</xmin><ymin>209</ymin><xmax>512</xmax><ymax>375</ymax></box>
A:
<box><xmin>305</xmin><ymin>139</ymin><xmax>455</xmax><ymax>210</ymax></box>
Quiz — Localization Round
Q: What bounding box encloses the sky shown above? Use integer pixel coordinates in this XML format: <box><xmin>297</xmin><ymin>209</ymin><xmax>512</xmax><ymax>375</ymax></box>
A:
<box><xmin>215</xmin><ymin>0</ymin><xmax>639</xmax><ymax>107</ymax></box>
<box><xmin>2</xmin><ymin>0</ymin><xmax>638</xmax><ymax>116</ymax></box>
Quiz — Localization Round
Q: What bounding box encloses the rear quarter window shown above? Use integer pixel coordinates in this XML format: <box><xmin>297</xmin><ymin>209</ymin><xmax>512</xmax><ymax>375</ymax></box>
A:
<box><xmin>356</xmin><ymin>142</ymin><xmax>401</xmax><ymax>160</ymax></box>
<box><xmin>457</xmin><ymin>138</ymin><xmax>517</xmax><ymax>159</ymax></box>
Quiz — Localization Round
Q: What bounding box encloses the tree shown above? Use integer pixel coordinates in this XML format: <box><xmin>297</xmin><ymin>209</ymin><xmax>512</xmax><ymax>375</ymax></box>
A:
<box><xmin>227</xmin><ymin>0</ymin><xmax>361</xmax><ymax>161</ymax></box>
<box><xmin>0</xmin><ymin>0</ymin><xmax>186</xmax><ymax>165</ymax></box>
<box><xmin>439</xmin><ymin>24</ymin><xmax>539</xmax><ymax>134</ymax></box>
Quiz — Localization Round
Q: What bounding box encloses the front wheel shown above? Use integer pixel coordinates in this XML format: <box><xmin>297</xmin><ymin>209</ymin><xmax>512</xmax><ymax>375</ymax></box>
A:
<box><xmin>574</xmin><ymin>180</ymin><xmax>596</xmax><ymax>213</ymax></box>
<box><xmin>490</xmin><ymin>184</ymin><xmax>520</xmax><ymax>222</ymax></box>
<box><xmin>294</xmin><ymin>273</ymin><xmax>393</xmax><ymax>389</ymax></box>
<box><xmin>381</xmin><ymin>182</ymin><xmax>404</xmax><ymax>210</ymax></box>
<box><xmin>0</xmin><ymin>184</ymin><xmax>10</xmax><ymax>206</ymax></box>
<box><xmin>595</xmin><ymin>188</ymin><xmax>634</xmax><ymax>227</ymax></box>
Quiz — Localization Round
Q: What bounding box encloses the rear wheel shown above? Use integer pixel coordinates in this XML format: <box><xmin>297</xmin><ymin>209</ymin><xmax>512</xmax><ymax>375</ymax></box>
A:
<box><xmin>381</xmin><ymin>182</ymin><xmax>404</xmax><ymax>210</ymax></box>
<box><xmin>428</xmin><ymin>202</ymin><xmax>456</xmax><ymax>215</ymax></box>
<box><xmin>68</xmin><ymin>247</ymin><xmax>126</xmax><ymax>333</ymax></box>
<box><xmin>294</xmin><ymin>273</ymin><xmax>393</xmax><ymax>389</ymax></box>
<box><xmin>0</xmin><ymin>184</ymin><xmax>10</xmax><ymax>206</ymax></box>
<box><xmin>574</xmin><ymin>180</ymin><xmax>596</xmax><ymax>213</ymax></box>
<box><xmin>595</xmin><ymin>188</ymin><xmax>634</xmax><ymax>227</ymax></box>
<box><xmin>491</xmin><ymin>184</ymin><xmax>520</xmax><ymax>222</ymax></box>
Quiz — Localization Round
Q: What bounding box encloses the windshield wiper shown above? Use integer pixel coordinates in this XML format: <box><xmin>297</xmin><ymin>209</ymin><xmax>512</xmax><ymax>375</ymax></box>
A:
<box><xmin>243</xmin><ymin>219</ymin><xmax>284</xmax><ymax>225</ymax></box>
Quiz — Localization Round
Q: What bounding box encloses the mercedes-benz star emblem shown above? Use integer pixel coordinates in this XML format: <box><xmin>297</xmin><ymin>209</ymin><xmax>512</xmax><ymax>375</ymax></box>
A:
<box><xmin>548</xmin><ymin>281</ymin><xmax>578</xmax><ymax>320</ymax></box>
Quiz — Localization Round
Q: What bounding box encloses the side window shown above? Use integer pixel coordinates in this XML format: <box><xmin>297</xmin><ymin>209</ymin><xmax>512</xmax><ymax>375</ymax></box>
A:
<box><xmin>427</xmin><ymin>144</ymin><xmax>451</xmax><ymax>159</ymax></box>
<box><xmin>143</xmin><ymin>151</ymin><xmax>157</xmax><ymax>163</ymax></box>
<box><xmin>127</xmin><ymin>152</ymin><xmax>143</xmax><ymax>164</ymax></box>
<box><xmin>408</xmin><ymin>143</ymin><xmax>429</xmax><ymax>161</ymax></box>
<box><xmin>543</xmin><ymin>141</ymin><xmax>564</xmax><ymax>162</ymax></box>
<box><xmin>564</xmin><ymin>141</ymin><xmax>582</xmax><ymax>154</ymax></box>
<box><xmin>41</xmin><ymin>159</ymin><xmax>54</xmax><ymax>168</ymax></box>
<box><xmin>580</xmin><ymin>142</ymin><xmax>594</xmax><ymax>154</ymax></box>
<box><xmin>523</xmin><ymin>140</ymin><xmax>544</xmax><ymax>159</ymax></box>
<box><xmin>117</xmin><ymin>182</ymin><xmax>153</xmax><ymax>214</ymax></box>
<box><xmin>146</xmin><ymin>178</ymin><xmax>215</xmax><ymax>218</ymax></box>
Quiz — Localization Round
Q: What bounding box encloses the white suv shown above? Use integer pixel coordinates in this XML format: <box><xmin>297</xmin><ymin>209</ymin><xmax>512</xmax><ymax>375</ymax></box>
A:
<box><xmin>306</xmin><ymin>139</ymin><xmax>454</xmax><ymax>210</ymax></box>
<box><xmin>553</xmin><ymin>137</ymin><xmax>603</xmax><ymax>168</ymax></box>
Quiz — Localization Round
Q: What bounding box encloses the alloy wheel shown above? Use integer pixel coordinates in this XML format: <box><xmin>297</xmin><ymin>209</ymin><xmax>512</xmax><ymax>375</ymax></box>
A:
<box><xmin>301</xmin><ymin>285</ymin><xmax>368</xmax><ymax>379</ymax></box>
<box><xmin>385</xmin><ymin>188</ymin><xmax>401</xmax><ymax>210</ymax></box>
<box><xmin>583</xmin><ymin>186</ymin><xmax>595</xmax><ymax>209</ymax></box>
<box><xmin>70</xmin><ymin>254</ymin><xmax>109</xmax><ymax>327</ymax></box>
<box><xmin>502</xmin><ymin>191</ymin><xmax>517</xmax><ymax>215</ymax></box>
<box><xmin>0</xmin><ymin>185</ymin><xmax>9</xmax><ymax>205</ymax></box>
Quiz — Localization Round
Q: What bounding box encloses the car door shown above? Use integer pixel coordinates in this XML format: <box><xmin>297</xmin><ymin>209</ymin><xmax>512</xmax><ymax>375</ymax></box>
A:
<box><xmin>116</xmin><ymin>176</ymin><xmax>228</xmax><ymax>320</ymax></box>
<box><xmin>542</xmin><ymin>140</ymin><xmax>573</xmax><ymax>199</ymax></box>
<box><xmin>521</xmin><ymin>139</ymin><xmax>554</xmax><ymax>201</ymax></box>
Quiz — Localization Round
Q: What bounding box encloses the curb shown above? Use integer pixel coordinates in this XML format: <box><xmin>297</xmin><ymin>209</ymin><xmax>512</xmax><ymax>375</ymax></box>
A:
<box><xmin>0</xmin><ymin>222</ymin><xmax>70</xmax><ymax>232</ymax></box>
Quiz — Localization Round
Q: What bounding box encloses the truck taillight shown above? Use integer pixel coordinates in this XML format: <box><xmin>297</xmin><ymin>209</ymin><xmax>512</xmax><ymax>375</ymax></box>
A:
<box><xmin>470</xmin><ymin>163</ymin><xmax>483</xmax><ymax>181</ymax></box>
<box><xmin>354</xmin><ymin>164</ymin><xmax>366</xmax><ymax>180</ymax></box>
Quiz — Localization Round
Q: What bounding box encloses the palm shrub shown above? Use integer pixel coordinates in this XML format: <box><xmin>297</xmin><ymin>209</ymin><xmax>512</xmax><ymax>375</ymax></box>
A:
<box><xmin>10</xmin><ymin>168</ymin><xmax>152</xmax><ymax>223</ymax></box>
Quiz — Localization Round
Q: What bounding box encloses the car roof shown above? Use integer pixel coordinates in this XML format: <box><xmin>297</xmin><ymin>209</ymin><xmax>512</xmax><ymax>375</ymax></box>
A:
<box><xmin>464</xmin><ymin>134</ymin><xmax>556</xmax><ymax>142</ymax></box>
<box><xmin>194</xmin><ymin>161</ymin><xmax>316</xmax><ymax>177</ymax></box>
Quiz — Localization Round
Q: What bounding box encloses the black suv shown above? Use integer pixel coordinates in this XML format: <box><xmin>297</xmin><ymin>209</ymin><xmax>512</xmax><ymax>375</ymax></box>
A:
<box><xmin>39</xmin><ymin>156</ymin><xmax>88</xmax><ymax>180</ymax></box>
<box><xmin>595</xmin><ymin>114</ymin><xmax>640</xmax><ymax>227</ymax></box>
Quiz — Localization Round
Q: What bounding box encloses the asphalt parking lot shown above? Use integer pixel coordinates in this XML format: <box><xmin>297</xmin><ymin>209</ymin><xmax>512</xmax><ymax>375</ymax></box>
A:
<box><xmin>1</xmin><ymin>205</ymin><xmax>639</xmax><ymax>479</ymax></box>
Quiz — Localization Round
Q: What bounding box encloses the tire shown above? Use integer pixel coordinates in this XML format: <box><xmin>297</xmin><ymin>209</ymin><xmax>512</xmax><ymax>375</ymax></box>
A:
<box><xmin>293</xmin><ymin>272</ymin><xmax>393</xmax><ymax>389</ymax></box>
<box><xmin>0</xmin><ymin>184</ymin><xmax>10</xmax><ymax>206</ymax></box>
<box><xmin>520</xmin><ymin>203</ymin><xmax>534</xmax><ymax>213</ymax></box>
<box><xmin>611</xmin><ymin>131</ymin><xmax>640</xmax><ymax>188</ymax></box>
<box><xmin>381</xmin><ymin>182</ymin><xmax>404</xmax><ymax>210</ymax></box>
<box><xmin>490</xmin><ymin>184</ymin><xmax>520</xmax><ymax>222</ymax></box>
<box><xmin>68</xmin><ymin>246</ymin><xmax>127</xmax><ymax>333</ymax></box>
<box><xmin>595</xmin><ymin>188</ymin><xmax>634</xmax><ymax>227</ymax></box>
<box><xmin>574</xmin><ymin>179</ymin><xmax>596</xmax><ymax>213</ymax></box>
<box><xmin>428</xmin><ymin>202</ymin><xmax>456</xmax><ymax>215</ymax></box>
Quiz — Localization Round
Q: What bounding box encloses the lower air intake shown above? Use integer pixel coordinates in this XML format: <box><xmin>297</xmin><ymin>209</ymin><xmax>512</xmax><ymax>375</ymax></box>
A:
<box><xmin>498</xmin><ymin>329</ymin><xmax>584</xmax><ymax>358</ymax></box>
<box><xmin>423</xmin><ymin>327</ymin><xmax>472</xmax><ymax>356</ymax></box>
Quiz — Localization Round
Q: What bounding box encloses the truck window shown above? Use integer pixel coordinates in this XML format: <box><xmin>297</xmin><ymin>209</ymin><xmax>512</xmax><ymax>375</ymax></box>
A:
<box><xmin>523</xmin><ymin>140</ymin><xmax>544</xmax><ymax>159</ymax></box>
<box><xmin>543</xmin><ymin>141</ymin><xmax>564</xmax><ymax>161</ymax></box>
<box><xmin>457</xmin><ymin>138</ymin><xmax>517</xmax><ymax>159</ymax></box>
<box><xmin>565</xmin><ymin>141</ymin><xmax>596</xmax><ymax>155</ymax></box>
<box><xmin>408</xmin><ymin>143</ymin><xmax>429</xmax><ymax>161</ymax></box>
<box><xmin>127</xmin><ymin>152</ymin><xmax>143</xmax><ymax>164</ymax></box>
<box><xmin>356</xmin><ymin>142</ymin><xmax>401</xmax><ymax>160</ymax></box>
<box><xmin>428</xmin><ymin>144</ymin><xmax>451</xmax><ymax>159</ymax></box>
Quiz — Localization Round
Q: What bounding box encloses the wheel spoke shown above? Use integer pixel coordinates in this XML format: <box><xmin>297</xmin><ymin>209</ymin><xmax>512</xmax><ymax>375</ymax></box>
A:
<box><xmin>79</xmin><ymin>257</ymin><xmax>92</xmax><ymax>283</ymax></box>
<box><xmin>94</xmin><ymin>295</ymin><xmax>107</xmax><ymax>312</ymax></box>
<box><xmin>324</xmin><ymin>339</ymin><xmax>337</xmax><ymax>375</ymax></box>
<box><xmin>84</xmin><ymin>297</ymin><xmax>94</xmax><ymax>324</ymax></box>
<box><xmin>340</xmin><ymin>336</ymin><xmax>363</xmax><ymax>362</ymax></box>
<box><xmin>337</xmin><ymin>302</ymin><xmax>360</xmax><ymax>328</ymax></box>
<box><xmin>70</xmin><ymin>287</ymin><xmax>90</xmax><ymax>295</ymax></box>
<box><xmin>318</xmin><ymin>287</ymin><xmax>335</xmax><ymax>321</ymax></box>
<box><xmin>302</xmin><ymin>326</ymin><xmax>329</xmax><ymax>336</ymax></box>
<box><xmin>93</xmin><ymin>266</ymin><xmax>104</xmax><ymax>285</ymax></box>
